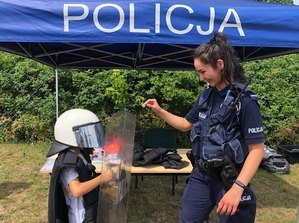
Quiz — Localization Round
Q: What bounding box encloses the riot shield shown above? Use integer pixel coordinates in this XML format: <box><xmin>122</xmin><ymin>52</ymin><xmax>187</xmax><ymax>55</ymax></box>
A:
<box><xmin>97</xmin><ymin>111</ymin><xmax>136</xmax><ymax>223</ymax></box>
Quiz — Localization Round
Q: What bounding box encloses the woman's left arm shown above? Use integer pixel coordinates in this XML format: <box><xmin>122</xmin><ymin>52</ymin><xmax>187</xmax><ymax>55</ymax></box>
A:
<box><xmin>235</xmin><ymin>143</ymin><xmax>265</xmax><ymax>187</ymax></box>
<box><xmin>216</xmin><ymin>142</ymin><xmax>264</xmax><ymax>216</ymax></box>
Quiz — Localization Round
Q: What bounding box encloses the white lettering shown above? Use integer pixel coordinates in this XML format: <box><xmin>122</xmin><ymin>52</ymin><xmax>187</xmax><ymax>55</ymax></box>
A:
<box><xmin>64</xmin><ymin>4</ymin><xmax>89</xmax><ymax>32</ymax></box>
<box><xmin>166</xmin><ymin>5</ymin><xmax>194</xmax><ymax>35</ymax></box>
<box><xmin>155</xmin><ymin>4</ymin><xmax>161</xmax><ymax>33</ymax></box>
<box><xmin>248</xmin><ymin>127</ymin><xmax>263</xmax><ymax>134</ymax></box>
<box><xmin>94</xmin><ymin>4</ymin><xmax>124</xmax><ymax>33</ymax></box>
<box><xmin>130</xmin><ymin>3</ymin><xmax>150</xmax><ymax>33</ymax></box>
<box><xmin>198</xmin><ymin>112</ymin><xmax>207</xmax><ymax>119</ymax></box>
<box><xmin>241</xmin><ymin>195</ymin><xmax>252</xmax><ymax>202</ymax></box>
<box><xmin>63</xmin><ymin>3</ymin><xmax>245</xmax><ymax>37</ymax></box>
<box><xmin>219</xmin><ymin>9</ymin><xmax>245</xmax><ymax>36</ymax></box>
<box><xmin>197</xmin><ymin>7</ymin><xmax>215</xmax><ymax>35</ymax></box>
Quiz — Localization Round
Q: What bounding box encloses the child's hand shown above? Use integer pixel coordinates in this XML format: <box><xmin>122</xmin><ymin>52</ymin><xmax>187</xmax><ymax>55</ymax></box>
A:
<box><xmin>100</xmin><ymin>169</ymin><xmax>113</xmax><ymax>183</ymax></box>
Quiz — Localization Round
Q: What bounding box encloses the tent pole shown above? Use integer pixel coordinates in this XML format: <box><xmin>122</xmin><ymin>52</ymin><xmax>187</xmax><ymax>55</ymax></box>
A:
<box><xmin>55</xmin><ymin>68</ymin><xmax>59</xmax><ymax>120</ymax></box>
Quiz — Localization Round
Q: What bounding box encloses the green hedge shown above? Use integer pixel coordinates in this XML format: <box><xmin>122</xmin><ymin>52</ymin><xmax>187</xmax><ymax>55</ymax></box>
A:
<box><xmin>1</xmin><ymin>52</ymin><xmax>299</xmax><ymax>147</ymax></box>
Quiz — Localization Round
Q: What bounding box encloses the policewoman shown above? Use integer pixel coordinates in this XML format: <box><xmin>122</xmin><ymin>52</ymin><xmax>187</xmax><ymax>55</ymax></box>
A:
<box><xmin>142</xmin><ymin>31</ymin><xmax>265</xmax><ymax>223</ymax></box>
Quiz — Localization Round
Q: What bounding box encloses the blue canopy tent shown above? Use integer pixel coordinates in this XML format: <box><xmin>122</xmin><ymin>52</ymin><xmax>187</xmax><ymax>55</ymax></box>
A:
<box><xmin>0</xmin><ymin>0</ymin><xmax>299</xmax><ymax>118</ymax></box>
<box><xmin>0</xmin><ymin>0</ymin><xmax>299</xmax><ymax>70</ymax></box>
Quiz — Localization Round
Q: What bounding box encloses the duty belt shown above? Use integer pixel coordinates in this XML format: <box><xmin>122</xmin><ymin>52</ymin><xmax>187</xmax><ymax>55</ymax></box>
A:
<box><xmin>197</xmin><ymin>156</ymin><xmax>240</xmax><ymax>189</ymax></box>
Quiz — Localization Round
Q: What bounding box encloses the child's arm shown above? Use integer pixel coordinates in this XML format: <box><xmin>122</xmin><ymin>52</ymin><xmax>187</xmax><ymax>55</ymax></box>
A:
<box><xmin>69</xmin><ymin>169</ymin><xmax>113</xmax><ymax>198</ymax></box>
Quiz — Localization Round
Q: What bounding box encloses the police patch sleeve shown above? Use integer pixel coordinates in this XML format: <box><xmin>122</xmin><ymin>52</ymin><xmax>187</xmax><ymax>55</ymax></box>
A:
<box><xmin>239</xmin><ymin>98</ymin><xmax>265</xmax><ymax>145</ymax></box>
<box><xmin>185</xmin><ymin>96</ymin><xmax>201</xmax><ymax>124</ymax></box>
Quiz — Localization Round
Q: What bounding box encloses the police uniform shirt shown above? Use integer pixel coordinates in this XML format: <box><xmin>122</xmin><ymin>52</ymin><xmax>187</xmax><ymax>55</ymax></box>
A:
<box><xmin>185</xmin><ymin>86</ymin><xmax>265</xmax><ymax>145</ymax></box>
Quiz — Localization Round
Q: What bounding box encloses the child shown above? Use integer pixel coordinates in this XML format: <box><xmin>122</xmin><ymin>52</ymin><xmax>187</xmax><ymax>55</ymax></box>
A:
<box><xmin>47</xmin><ymin>108</ymin><xmax>113</xmax><ymax>223</ymax></box>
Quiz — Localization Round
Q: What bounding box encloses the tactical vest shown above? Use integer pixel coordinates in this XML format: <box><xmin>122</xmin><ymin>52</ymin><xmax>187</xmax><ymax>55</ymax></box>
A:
<box><xmin>190</xmin><ymin>82</ymin><xmax>257</xmax><ymax>164</ymax></box>
<box><xmin>48</xmin><ymin>149</ymin><xmax>99</xmax><ymax>223</ymax></box>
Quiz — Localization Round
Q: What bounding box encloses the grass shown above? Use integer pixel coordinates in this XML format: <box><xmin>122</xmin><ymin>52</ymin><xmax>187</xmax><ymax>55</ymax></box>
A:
<box><xmin>0</xmin><ymin>142</ymin><xmax>298</xmax><ymax>223</ymax></box>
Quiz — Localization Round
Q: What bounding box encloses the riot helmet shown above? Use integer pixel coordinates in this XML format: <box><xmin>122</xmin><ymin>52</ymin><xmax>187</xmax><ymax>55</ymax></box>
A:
<box><xmin>47</xmin><ymin>108</ymin><xmax>105</xmax><ymax>157</ymax></box>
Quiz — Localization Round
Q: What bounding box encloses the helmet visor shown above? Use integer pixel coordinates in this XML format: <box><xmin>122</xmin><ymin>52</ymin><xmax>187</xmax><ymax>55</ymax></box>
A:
<box><xmin>72</xmin><ymin>122</ymin><xmax>105</xmax><ymax>148</ymax></box>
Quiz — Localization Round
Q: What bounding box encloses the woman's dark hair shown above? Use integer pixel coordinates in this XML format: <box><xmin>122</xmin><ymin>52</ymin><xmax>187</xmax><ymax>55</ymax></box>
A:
<box><xmin>193</xmin><ymin>32</ymin><xmax>246</xmax><ymax>84</ymax></box>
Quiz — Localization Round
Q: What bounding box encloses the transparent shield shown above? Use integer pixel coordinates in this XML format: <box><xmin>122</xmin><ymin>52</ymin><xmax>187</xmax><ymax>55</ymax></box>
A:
<box><xmin>97</xmin><ymin>111</ymin><xmax>136</xmax><ymax>223</ymax></box>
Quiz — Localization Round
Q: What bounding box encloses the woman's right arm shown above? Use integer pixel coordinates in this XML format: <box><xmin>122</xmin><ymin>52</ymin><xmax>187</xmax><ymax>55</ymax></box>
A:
<box><xmin>142</xmin><ymin>98</ymin><xmax>193</xmax><ymax>132</ymax></box>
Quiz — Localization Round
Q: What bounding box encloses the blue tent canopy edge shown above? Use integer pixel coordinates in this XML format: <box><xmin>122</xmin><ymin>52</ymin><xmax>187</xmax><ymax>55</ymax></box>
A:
<box><xmin>0</xmin><ymin>0</ymin><xmax>298</xmax><ymax>70</ymax></box>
